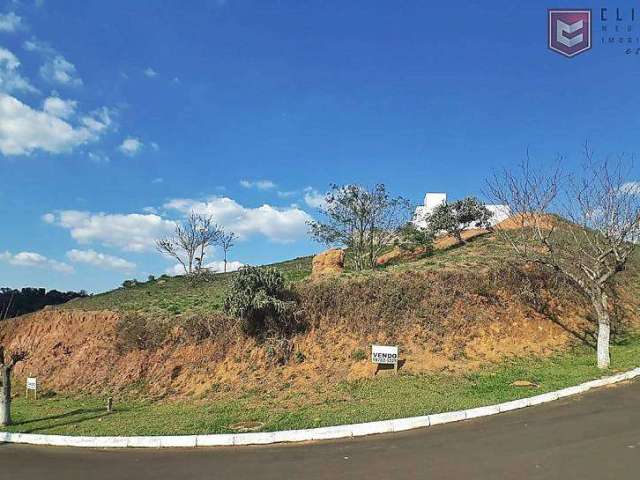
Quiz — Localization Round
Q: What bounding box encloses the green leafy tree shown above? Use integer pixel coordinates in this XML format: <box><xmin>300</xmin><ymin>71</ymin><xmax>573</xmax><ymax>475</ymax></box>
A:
<box><xmin>224</xmin><ymin>266</ymin><xmax>297</xmax><ymax>337</ymax></box>
<box><xmin>424</xmin><ymin>196</ymin><xmax>493</xmax><ymax>245</ymax></box>
<box><xmin>308</xmin><ymin>184</ymin><xmax>411</xmax><ymax>270</ymax></box>
<box><xmin>396</xmin><ymin>222</ymin><xmax>434</xmax><ymax>255</ymax></box>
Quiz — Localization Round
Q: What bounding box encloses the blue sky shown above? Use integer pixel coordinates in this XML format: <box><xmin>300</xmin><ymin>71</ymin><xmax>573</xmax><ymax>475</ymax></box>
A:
<box><xmin>0</xmin><ymin>0</ymin><xmax>639</xmax><ymax>293</ymax></box>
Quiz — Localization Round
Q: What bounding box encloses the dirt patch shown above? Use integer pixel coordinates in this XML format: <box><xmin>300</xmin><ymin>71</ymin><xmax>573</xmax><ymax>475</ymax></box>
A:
<box><xmin>311</xmin><ymin>248</ymin><xmax>345</xmax><ymax>277</ymax></box>
<box><xmin>495</xmin><ymin>213</ymin><xmax>559</xmax><ymax>231</ymax></box>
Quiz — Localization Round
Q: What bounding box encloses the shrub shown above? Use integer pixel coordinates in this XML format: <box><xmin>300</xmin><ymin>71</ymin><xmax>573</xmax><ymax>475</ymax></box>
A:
<box><xmin>147</xmin><ymin>275</ymin><xmax>156</xmax><ymax>282</ymax></box>
<box><xmin>223</xmin><ymin>266</ymin><xmax>299</xmax><ymax>337</ymax></box>
<box><xmin>351</xmin><ymin>349</ymin><xmax>366</xmax><ymax>361</ymax></box>
<box><xmin>396</xmin><ymin>222</ymin><xmax>434</xmax><ymax>255</ymax></box>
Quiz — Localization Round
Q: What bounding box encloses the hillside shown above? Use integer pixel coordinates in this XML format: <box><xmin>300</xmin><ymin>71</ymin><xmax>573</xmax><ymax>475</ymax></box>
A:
<box><xmin>59</xmin><ymin>255</ymin><xmax>313</xmax><ymax>316</ymax></box>
<box><xmin>58</xmin><ymin>231</ymin><xmax>513</xmax><ymax>318</ymax></box>
<box><xmin>2</xmin><ymin>230</ymin><xmax>638</xmax><ymax>400</ymax></box>
<box><xmin>1</xmin><ymin>229</ymin><xmax>639</xmax><ymax>435</ymax></box>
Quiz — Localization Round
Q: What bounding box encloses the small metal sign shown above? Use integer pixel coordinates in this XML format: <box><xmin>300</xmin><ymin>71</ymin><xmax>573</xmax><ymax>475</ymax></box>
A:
<box><xmin>371</xmin><ymin>345</ymin><xmax>398</xmax><ymax>364</ymax></box>
<box><xmin>372</xmin><ymin>345</ymin><xmax>399</xmax><ymax>374</ymax></box>
<box><xmin>26</xmin><ymin>377</ymin><xmax>37</xmax><ymax>399</ymax></box>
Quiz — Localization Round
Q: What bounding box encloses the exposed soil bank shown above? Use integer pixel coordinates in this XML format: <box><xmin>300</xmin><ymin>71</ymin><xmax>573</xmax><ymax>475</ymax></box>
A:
<box><xmin>0</xmin><ymin>266</ymin><xmax>613</xmax><ymax>401</ymax></box>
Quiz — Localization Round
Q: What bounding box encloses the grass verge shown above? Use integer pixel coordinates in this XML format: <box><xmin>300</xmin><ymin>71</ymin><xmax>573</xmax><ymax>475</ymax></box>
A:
<box><xmin>4</xmin><ymin>335</ymin><xmax>640</xmax><ymax>436</ymax></box>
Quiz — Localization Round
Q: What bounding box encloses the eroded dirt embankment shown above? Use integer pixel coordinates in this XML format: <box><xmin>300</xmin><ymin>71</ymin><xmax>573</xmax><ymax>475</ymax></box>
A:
<box><xmin>0</xmin><ymin>270</ymin><xmax>603</xmax><ymax>401</ymax></box>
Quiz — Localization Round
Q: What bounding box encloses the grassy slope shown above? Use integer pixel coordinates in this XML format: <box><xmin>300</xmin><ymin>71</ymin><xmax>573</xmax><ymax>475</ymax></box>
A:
<box><xmin>60</xmin><ymin>255</ymin><xmax>313</xmax><ymax>316</ymax></box>
<box><xmin>61</xmin><ymin>232</ymin><xmax>638</xmax><ymax>318</ymax></box>
<box><xmin>8</xmin><ymin>233</ymin><xmax>638</xmax><ymax>436</ymax></box>
<box><xmin>59</xmin><ymin>233</ymin><xmax>513</xmax><ymax>317</ymax></box>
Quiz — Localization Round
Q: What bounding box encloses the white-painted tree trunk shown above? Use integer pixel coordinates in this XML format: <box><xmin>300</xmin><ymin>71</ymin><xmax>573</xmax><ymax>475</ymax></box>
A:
<box><xmin>593</xmin><ymin>289</ymin><xmax>611</xmax><ymax>370</ymax></box>
<box><xmin>1</xmin><ymin>367</ymin><xmax>11</xmax><ymax>426</ymax></box>
<box><xmin>597</xmin><ymin>321</ymin><xmax>611</xmax><ymax>369</ymax></box>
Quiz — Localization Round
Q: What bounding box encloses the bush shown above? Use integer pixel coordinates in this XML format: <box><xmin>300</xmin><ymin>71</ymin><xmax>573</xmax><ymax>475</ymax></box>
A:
<box><xmin>223</xmin><ymin>266</ymin><xmax>299</xmax><ymax>337</ymax></box>
<box><xmin>396</xmin><ymin>222</ymin><xmax>434</xmax><ymax>255</ymax></box>
<box><xmin>351</xmin><ymin>349</ymin><xmax>366</xmax><ymax>361</ymax></box>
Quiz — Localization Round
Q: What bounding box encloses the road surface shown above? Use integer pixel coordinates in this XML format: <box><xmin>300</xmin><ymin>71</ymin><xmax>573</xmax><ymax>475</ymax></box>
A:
<box><xmin>2</xmin><ymin>380</ymin><xmax>640</xmax><ymax>479</ymax></box>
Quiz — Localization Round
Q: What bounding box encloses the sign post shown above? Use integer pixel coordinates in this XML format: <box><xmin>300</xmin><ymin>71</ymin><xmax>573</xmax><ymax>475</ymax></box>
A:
<box><xmin>371</xmin><ymin>345</ymin><xmax>399</xmax><ymax>375</ymax></box>
<box><xmin>26</xmin><ymin>377</ymin><xmax>37</xmax><ymax>400</ymax></box>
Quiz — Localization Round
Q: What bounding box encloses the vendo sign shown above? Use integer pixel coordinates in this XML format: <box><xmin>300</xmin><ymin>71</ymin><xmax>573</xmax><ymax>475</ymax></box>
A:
<box><xmin>371</xmin><ymin>345</ymin><xmax>398</xmax><ymax>365</ymax></box>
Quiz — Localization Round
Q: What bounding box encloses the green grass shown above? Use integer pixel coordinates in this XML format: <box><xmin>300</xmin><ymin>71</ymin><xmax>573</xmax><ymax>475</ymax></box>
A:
<box><xmin>60</xmin><ymin>255</ymin><xmax>313</xmax><ymax>317</ymax></box>
<box><xmin>5</xmin><ymin>336</ymin><xmax>640</xmax><ymax>436</ymax></box>
<box><xmin>56</xmin><ymin>234</ymin><xmax>513</xmax><ymax>318</ymax></box>
<box><xmin>57</xmin><ymin>233</ymin><xmax>637</xmax><ymax>319</ymax></box>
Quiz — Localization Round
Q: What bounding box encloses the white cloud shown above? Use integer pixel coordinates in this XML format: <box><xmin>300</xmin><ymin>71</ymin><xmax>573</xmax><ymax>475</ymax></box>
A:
<box><xmin>42</xmin><ymin>55</ymin><xmax>82</xmax><ymax>86</ymax></box>
<box><xmin>118</xmin><ymin>137</ymin><xmax>143</xmax><ymax>156</ymax></box>
<box><xmin>0</xmin><ymin>93</ymin><xmax>111</xmax><ymax>155</ymax></box>
<box><xmin>165</xmin><ymin>260</ymin><xmax>243</xmax><ymax>276</ymax></box>
<box><xmin>0</xmin><ymin>250</ymin><xmax>74</xmax><ymax>273</ymax></box>
<box><xmin>621</xmin><ymin>182</ymin><xmax>640</xmax><ymax>195</ymax></box>
<box><xmin>43</xmin><ymin>96</ymin><xmax>77</xmax><ymax>119</ymax></box>
<box><xmin>44</xmin><ymin>210</ymin><xmax>175</xmax><ymax>252</ymax></box>
<box><xmin>24</xmin><ymin>38</ymin><xmax>83</xmax><ymax>87</ymax></box>
<box><xmin>66</xmin><ymin>249</ymin><xmax>136</xmax><ymax>273</ymax></box>
<box><xmin>240</xmin><ymin>179</ymin><xmax>276</xmax><ymax>190</ymax></box>
<box><xmin>151</xmin><ymin>177</ymin><xmax>163</xmax><ymax>184</ymax></box>
<box><xmin>144</xmin><ymin>67</ymin><xmax>157</xmax><ymax>78</ymax></box>
<box><xmin>0</xmin><ymin>47</ymin><xmax>38</xmax><ymax>94</ymax></box>
<box><xmin>206</xmin><ymin>260</ymin><xmax>244</xmax><ymax>273</ymax></box>
<box><xmin>303</xmin><ymin>187</ymin><xmax>327</xmax><ymax>209</ymax></box>
<box><xmin>0</xmin><ymin>12</ymin><xmax>24</xmax><ymax>33</ymax></box>
<box><xmin>277</xmin><ymin>190</ymin><xmax>297</xmax><ymax>198</ymax></box>
<box><xmin>80</xmin><ymin>107</ymin><xmax>113</xmax><ymax>134</ymax></box>
<box><xmin>42</xmin><ymin>212</ymin><xmax>55</xmax><ymax>223</ymax></box>
<box><xmin>164</xmin><ymin>196</ymin><xmax>311</xmax><ymax>243</ymax></box>
<box><xmin>88</xmin><ymin>151</ymin><xmax>110</xmax><ymax>163</ymax></box>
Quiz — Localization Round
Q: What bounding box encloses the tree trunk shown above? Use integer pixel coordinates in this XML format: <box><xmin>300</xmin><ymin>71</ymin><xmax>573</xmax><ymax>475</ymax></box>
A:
<box><xmin>592</xmin><ymin>290</ymin><xmax>611</xmax><ymax>369</ymax></box>
<box><xmin>0</xmin><ymin>366</ymin><xmax>11</xmax><ymax>426</ymax></box>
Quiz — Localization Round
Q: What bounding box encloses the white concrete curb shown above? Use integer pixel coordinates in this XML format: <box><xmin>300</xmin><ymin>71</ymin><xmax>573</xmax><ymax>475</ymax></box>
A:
<box><xmin>1</xmin><ymin>367</ymin><xmax>638</xmax><ymax>449</ymax></box>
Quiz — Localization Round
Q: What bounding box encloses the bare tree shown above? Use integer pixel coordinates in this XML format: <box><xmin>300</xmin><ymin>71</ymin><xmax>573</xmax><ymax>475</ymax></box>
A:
<box><xmin>156</xmin><ymin>212</ymin><xmax>222</xmax><ymax>275</ymax></box>
<box><xmin>219</xmin><ymin>230</ymin><xmax>238</xmax><ymax>273</ymax></box>
<box><xmin>0</xmin><ymin>346</ymin><xmax>27</xmax><ymax>426</ymax></box>
<box><xmin>308</xmin><ymin>184</ymin><xmax>411</xmax><ymax>270</ymax></box>
<box><xmin>487</xmin><ymin>148</ymin><xmax>640</xmax><ymax>369</ymax></box>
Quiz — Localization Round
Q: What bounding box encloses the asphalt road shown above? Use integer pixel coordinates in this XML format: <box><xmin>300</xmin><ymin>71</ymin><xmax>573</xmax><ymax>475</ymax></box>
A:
<box><xmin>2</xmin><ymin>380</ymin><xmax>640</xmax><ymax>480</ymax></box>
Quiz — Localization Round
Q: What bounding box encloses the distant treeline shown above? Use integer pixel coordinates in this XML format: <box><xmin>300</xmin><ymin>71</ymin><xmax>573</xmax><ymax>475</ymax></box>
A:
<box><xmin>0</xmin><ymin>288</ymin><xmax>88</xmax><ymax>320</ymax></box>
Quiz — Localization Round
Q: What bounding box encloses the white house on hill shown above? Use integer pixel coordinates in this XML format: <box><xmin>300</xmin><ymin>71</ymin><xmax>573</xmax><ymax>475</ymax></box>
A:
<box><xmin>413</xmin><ymin>192</ymin><xmax>510</xmax><ymax>230</ymax></box>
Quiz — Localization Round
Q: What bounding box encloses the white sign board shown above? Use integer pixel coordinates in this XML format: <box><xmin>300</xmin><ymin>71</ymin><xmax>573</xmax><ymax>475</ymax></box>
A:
<box><xmin>26</xmin><ymin>377</ymin><xmax>37</xmax><ymax>390</ymax></box>
<box><xmin>371</xmin><ymin>345</ymin><xmax>398</xmax><ymax>365</ymax></box>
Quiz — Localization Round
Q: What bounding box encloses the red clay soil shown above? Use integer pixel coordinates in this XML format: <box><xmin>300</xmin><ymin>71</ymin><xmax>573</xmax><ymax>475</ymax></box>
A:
<box><xmin>0</xmin><ymin>291</ymin><xmax>596</xmax><ymax>402</ymax></box>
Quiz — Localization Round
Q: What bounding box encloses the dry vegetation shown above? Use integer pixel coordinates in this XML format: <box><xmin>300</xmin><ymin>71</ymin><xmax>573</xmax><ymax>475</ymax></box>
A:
<box><xmin>2</xmin><ymin>230</ymin><xmax>638</xmax><ymax>408</ymax></box>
